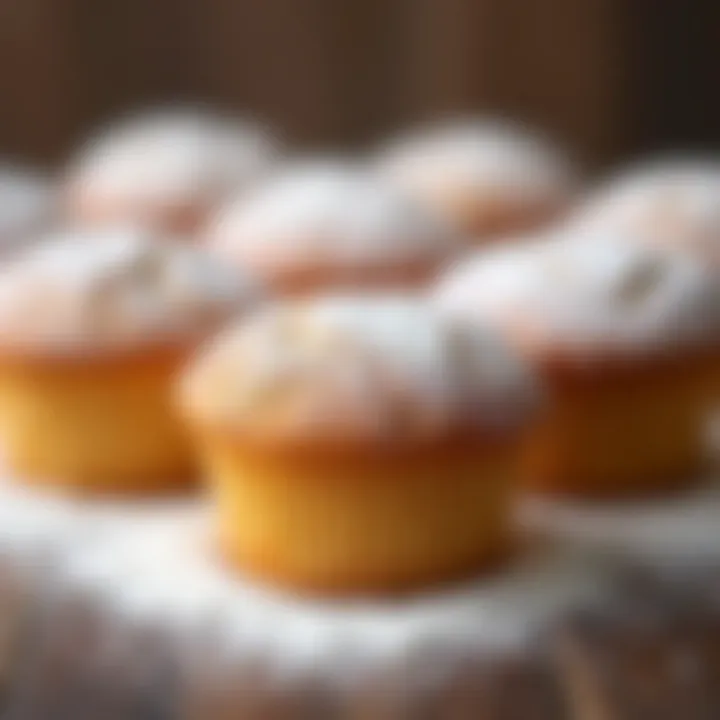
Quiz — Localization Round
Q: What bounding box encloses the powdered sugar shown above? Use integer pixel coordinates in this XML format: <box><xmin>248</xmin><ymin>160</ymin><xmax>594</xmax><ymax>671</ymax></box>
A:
<box><xmin>62</xmin><ymin>506</ymin><xmax>609</xmax><ymax>657</ymax></box>
<box><xmin>378</xmin><ymin>119</ymin><xmax>573</xmax><ymax>208</ymax></box>
<box><xmin>206</xmin><ymin>159</ymin><xmax>456</xmax><ymax>275</ymax></box>
<box><xmin>435</xmin><ymin>234</ymin><xmax>720</xmax><ymax>358</ymax></box>
<box><xmin>69</xmin><ymin>109</ymin><xmax>277</xmax><ymax>211</ymax></box>
<box><xmin>570</xmin><ymin>159</ymin><xmax>720</xmax><ymax>261</ymax></box>
<box><xmin>0</xmin><ymin>226</ymin><xmax>263</xmax><ymax>351</ymax></box>
<box><xmin>182</xmin><ymin>294</ymin><xmax>539</xmax><ymax>440</ymax></box>
<box><xmin>0</xmin><ymin>164</ymin><xmax>55</xmax><ymax>253</ymax></box>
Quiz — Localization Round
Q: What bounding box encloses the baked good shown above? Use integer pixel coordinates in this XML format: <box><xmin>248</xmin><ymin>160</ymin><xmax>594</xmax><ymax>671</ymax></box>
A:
<box><xmin>571</xmin><ymin>159</ymin><xmax>720</xmax><ymax>263</ymax></box>
<box><xmin>65</xmin><ymin>109</ymin><xmax>277</xmax><ymax>234</ymax></box>
<box><xmin>180</xmin><ymin>295</ymin><xmax>539</xmax><ymax>593</ymax></box>
<box><xmin>0</xmin><ymin>227</ymin><xmax>262</xmax><ymax>493</ymax></box>
<box><xmin>0</xmin><ymin>164</ymin><xmax>56</xmax><ymax>255</ymax></box>
<box><xmin>435</xmin><ymin>235</ymin><xmax>720</xmax><ymax>497</ymax></box>
<box><xmin>204</xmin><ymin>159</ymin><xmax>458</xmax><ymax>295</ymax></box>
<box><xmin>377</xmin><ymin>119</ymin><xmax>575</xmax><ymax>242</ymax></box>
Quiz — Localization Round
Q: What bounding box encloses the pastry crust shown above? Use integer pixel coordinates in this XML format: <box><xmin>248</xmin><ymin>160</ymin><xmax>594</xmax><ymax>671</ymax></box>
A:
<box><xmin>205</xmin><ymin>159</ymin><xmax>457</xmax><ymax>295</ymax></box>
<box><xmin>0</xmin><ymin>228</ymin><xmax>262</xmax><ymax>493</ymax></box>
<box><xmin>181</xmin><ymin>296</ymin><xmax>538</xmax><ymax>592</ymax></box>
<box><xmin>0</xmin><ymin>345</ymin><xmax>194</xmax><ymax>493</ymax></box>
<box><xmin>570</xmin><ymin>158</ymin><xmax>720</xmax><ymax>264</ymax></box>
<box><xmin>522</xmin><ymin>349</ymin><xmax>720</xmax><ymax>497</ymax></box>
<box><xmin>377</xmin><ymin>119</ymin><xmax>574</xmax><ymax>241</ymax></box>
<box><xmin>435</xmin><ymin>236</ymin><xmax>720</xmax><ymax>497</ymax></box>
<box><xmin>66</xmin><ymin>109</ymin><xmax>276</xmax><ymax>234</ymax></box>
<box><xmin>205</xmin><ymin>434</ymin><xmax>518</xmax><ymax>594</ymax></box>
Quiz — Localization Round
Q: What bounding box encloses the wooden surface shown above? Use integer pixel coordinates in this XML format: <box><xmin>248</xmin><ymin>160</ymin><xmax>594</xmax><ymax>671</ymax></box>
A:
<box><xmin>0</xmin><ymin>0</ymin><xmax>716</xmax><ymax>168</ymax></box>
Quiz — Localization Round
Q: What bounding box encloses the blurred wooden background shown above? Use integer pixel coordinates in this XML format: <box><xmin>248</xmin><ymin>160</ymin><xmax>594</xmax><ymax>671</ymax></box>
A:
<box><xmin>0</xmin><ymin>0</ymin><xmax>718</xmax><ymax>169</ymax></box>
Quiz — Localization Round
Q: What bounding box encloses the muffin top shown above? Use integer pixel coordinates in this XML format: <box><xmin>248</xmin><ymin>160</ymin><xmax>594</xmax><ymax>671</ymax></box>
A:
<box><xmin>377</xmin><ymin>120</ymin><xmax>573</xmax><ymax>222</ymax></box>
<box><xmin>0</xmin><ymin>165</ymin><xmax>55</xmax><ymax>254</ymax></box>
<box><xmin>571</xmin><ymin>159</ymin><xmax>720</xmax><ymax>261</ymax></box>
<box><xmin>67</xmin><ymin>109</ymin><xmax>276</xmax><ymax>217</ymax></box>
<box><xmin>0</xmin><ymin>227</ymin><xmax>263</xmax><ymax>354</ymax></box>
<box><xmin>182</xmin><ymin>295</ymin><xmax>539</xmax><ymax>443</ymax></box>
<box><xmin>435</xmin><ymin>234</ymin><xmax>720</xmax><ymax>360</ymax></box>
<box><xmin>205</xmin><ymin>159</ymin><xmax>457</xmax><ymax>288</ymax></box>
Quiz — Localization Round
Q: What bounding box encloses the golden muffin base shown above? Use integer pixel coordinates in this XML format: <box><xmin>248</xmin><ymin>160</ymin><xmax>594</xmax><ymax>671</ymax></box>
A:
<box><xmin>248</xmin><ymin>257</ymin><xmax>443</xmax><ymax>298</ymax></box>
<box><xmin>198</xmin><ymin>433</ymin><xmax>519</xmax><ymax>595</ymax></box>
<box><xmin>68</xmin><ymin>189</ymin><xmax>207</xmax><ymax>235</ymax></box>
<box><xmin>0</xmin><ymin>348</ymin><xmax>195</xmax><ymax>494</ymax></box>
<box><xmin>524</xmin><ymin>352</ymin><xmax>720</xmax><ymax>498</ymax></box>
<box><xmin>434</xmin><ymin>190</ymin><xmax>566</xmax><ymax>242</ymax></box>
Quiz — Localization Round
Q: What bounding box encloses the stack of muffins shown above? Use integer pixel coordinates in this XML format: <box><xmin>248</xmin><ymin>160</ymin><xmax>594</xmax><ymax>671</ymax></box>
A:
<box><xmin>0</xmin><ymin>108</ymin><xmax>720</xmax><ymax>717</ymax></box>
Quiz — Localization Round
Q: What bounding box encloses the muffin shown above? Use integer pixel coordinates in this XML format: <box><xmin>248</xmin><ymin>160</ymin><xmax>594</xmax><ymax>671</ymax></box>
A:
<box><xmin>0</xmin><ymin>227</ymin><xmax>262</xmax><ymax>494</ymax></box>
<box><xmin>377</xmin><ymin>119</ymin><xmax>575</xmax><ymax>242</ymax></box>
<box><xmin>570</xmin><ymin>159</ymin><xmax>720</xmax><ymax>264</ymax></box>
<box><xmin>436</xmin><ymin>235</ymin><xmax>720</xmax><ymax>497</ymax></box>
<box><xmin>66</xmin><ymin>109</ymin><xmax>277</xmax><ymax>234</ymax></box>
<box><xmin>204</xmin><ymin>159</ymin><xmax>458</xmax><ymax>296</ymax></box>
<box><xmin>0</xmin><ymin>164</ymin><xmax>56</xmax><ymax>255</ymax></box>
<box><xmin>180</xmin><ymin>295</ymin><xmax>538</xmax><ymax>593</ymax></box>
